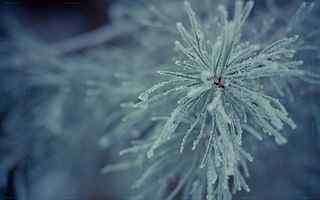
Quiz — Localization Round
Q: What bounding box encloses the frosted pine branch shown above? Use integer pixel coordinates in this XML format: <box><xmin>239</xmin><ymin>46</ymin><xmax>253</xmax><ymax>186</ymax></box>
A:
<box><xmin>140</xmin><ymin>0</ymin><xmax>299</xmax><ymax>159</ymax></box>
<box><xmin>106</xmin><ymin>1</ymin><xmax>311</xmax><ymax>200</ymax></box>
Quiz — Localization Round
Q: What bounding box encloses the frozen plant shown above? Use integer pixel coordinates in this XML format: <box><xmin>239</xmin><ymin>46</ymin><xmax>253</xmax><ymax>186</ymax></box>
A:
<box><xmin>106</xmin><ymin>1</ymin><xmax>315</xmax><ymax>199</ymax></box>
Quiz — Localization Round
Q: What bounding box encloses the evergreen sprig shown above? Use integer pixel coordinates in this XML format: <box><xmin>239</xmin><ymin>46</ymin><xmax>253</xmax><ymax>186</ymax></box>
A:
<box><xmin>139</xmin><ymin>0</ymin><xmax>299</xmax><ymax>163</ymax></box>
<box><xmin>105</xmin><ymin>1</ymin><xmax>309</xmax><ymax>199</ymax></box>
